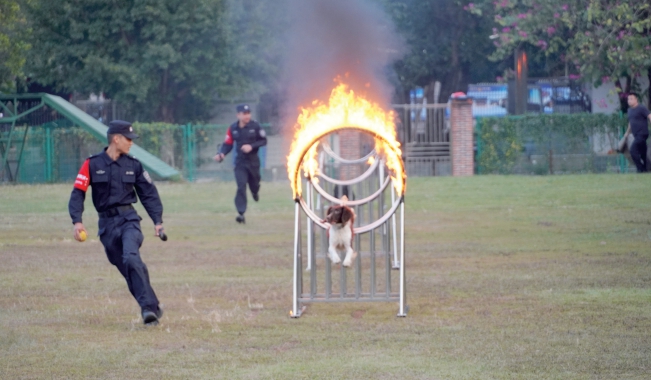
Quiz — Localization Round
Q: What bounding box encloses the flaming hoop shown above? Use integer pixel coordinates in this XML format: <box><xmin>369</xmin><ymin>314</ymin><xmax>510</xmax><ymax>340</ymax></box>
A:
<box><xmin>287</xmin><ymin>81</ymin><xmax>408</xmax><ymax>318</ymax></box>
<box><xmin>287</xmin><ymin>82</ymin><xmax>406</xmax><ymax>199</ymax></box>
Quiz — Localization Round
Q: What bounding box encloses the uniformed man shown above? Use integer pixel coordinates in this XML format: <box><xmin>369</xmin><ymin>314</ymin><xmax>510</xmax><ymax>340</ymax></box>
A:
<box><xmin>624</xmin><ymin>93</ymin><xmax>651</xmax><ymax>173</ymax></box>
<box><xmin>68</xmin><ymin>120</ymin><xmax>165</xmax><ymax>326</ymax></box>
<box><xmin>213</xmin><ymin>104</ymin><xmax>267</xmax><ymax>224</ymax></box>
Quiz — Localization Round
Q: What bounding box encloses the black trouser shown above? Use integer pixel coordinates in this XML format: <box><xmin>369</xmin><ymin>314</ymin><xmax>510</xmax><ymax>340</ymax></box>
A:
<box><xmin>98</xmin><ymin>210</ymin><xmax>159</xmax><ymax>312</ymax></box>
<box><xmin>630</xmin><ymin>134</ymin><xmax>648</xmax><ymax>173</ymax></box>
<box><xmin>234</xmin><ymin>158</ymin><xmax>261</xmax><ymax>215</ymax></box>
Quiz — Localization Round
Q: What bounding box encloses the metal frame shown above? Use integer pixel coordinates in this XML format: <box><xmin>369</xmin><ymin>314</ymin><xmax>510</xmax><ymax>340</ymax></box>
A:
<box><xmin>290</xmin><ymin>130</ymin><xmax>407</xmax><ymax>318</ymax></box>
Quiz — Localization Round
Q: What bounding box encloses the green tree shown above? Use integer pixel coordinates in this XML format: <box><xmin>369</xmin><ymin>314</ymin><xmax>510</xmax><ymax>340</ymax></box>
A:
<box><xmin>380</xmin><ymin>0</ymin><xmax>506</xmax><ymax>101</ymax></box>
<box><xmin>25</xmin><ymin>0</ymin><xmax>279</xmax><ymax>123</ymax></box>
<box><xmin>477</xmin><ymin>0</ymin><xmax>651</xmax><ymax>108</ymax></box>
<box><xmin>0</xmin><ymin>0</ymin><xmax>30</xmax><ymax>93</ymax></box>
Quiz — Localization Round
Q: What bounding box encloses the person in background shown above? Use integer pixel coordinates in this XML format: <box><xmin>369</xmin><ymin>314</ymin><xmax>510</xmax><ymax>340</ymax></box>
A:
<box><xmin>213</xmin><ymin>104</ymin><xmax>267</xmax><ymax>224</ymax></box>
<box><xmin>624</xmin><ymin>93</ymin><xmax>651</xmax><ymax>173</ymax></box>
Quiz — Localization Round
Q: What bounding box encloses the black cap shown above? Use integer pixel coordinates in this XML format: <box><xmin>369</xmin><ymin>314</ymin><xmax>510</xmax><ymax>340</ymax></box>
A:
<box><xmin>236</xmin><ymin>104</ymin><xmax>251</xmax><ymax>113</ymax></box>
<box><xmin>107</xmin><ymin>120</ymin><xmax>139</xmax><ymax>140</ymax></box>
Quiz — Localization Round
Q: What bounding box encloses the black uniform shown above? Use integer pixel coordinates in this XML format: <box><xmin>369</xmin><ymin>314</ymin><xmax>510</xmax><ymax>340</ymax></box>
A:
<box><xmin>218</xmin><ymin>120</ymin><xmax>267</xmax><ymax>215</ymax></box>
<box><xmin>628</xmin><ymin>105</ymin><xmax>650</xmax><ymax>173</ymax></box>
<box><xmin>68</xmin><ymin>149</ymin><xmax>163</xmax><ymax>315</ymax></box>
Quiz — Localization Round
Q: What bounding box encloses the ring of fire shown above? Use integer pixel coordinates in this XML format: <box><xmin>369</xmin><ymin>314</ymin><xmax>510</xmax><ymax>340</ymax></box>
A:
<box><xmin>286</xmin><ymin>82</ymin><xmax>407</xmax><ymax>200</ymax></box>
<box><xmin>288</xmin><ymin>125</ymin><xmax>405</xmax><ymax>201</ymax></box>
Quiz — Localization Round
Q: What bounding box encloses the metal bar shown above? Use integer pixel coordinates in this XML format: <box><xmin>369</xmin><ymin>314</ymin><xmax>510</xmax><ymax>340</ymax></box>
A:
<box><xmin>297</xmin><ymin>192</ymin><xmax>402</xmax><ymax>234</ymax></box>
<box><xmin>398</xmin><ymin>201</ymin><xmax>407</xmax><ymax>317</ymax></box>
<box><xmin>182</xmin><ymin>124</ymin><xmax>189</xmax><ymax>181</ymax></box>
<box><xmin>325</xmin><ymin>225</ymin><xmax>332</xmax><ymax>299</ymax></box>
<box><xmin>14</xmin><ymin>125</ymin><xmax>30</xmax><ymax>182</ymax></box>
<box><xmin>370</xmin><ymin>210</ymin><xmax>376</xmax><ymax>298</ymax></box>
<box><xmin>391</xmin><ymin>186</ymin><xmax>399</xmax><ymax>269</ymax></box>
<box><xmin>11</xmin><ymin>102</ymin><xmax>45</xmax><ymax>122</ymax></box>
<box><xmin>386</xmin><ymin>221</ymin><xmax>391</xmax><ymax>297</ymax></box>
<box><xmin>299</xmin><ymin>295</ymin><xmax>400</xmax><ymax>302</ymax></box>
<box><xmin>0</xmin><ymin>100</ymin><xmax>14</xmax><ymax>117</ymax></box>
<box><xmin>318</xmin><ymin>157</ymin><xmax>380</xmax><ymax>186</ymax></box>
<box><xmin>310</xmin><ymin>175</ymin><xmax>391</xmax><ymax>207</ymax></box>
<box><xmin>291</xmin><ymin>202</ymin><xmax>302</xmax><ymax>318</ymax></box>
<box><xmin>354</xmin><ymin>233</ymin><xmax>361</xmax><ymax>298</ymax></box>
<box><xmin>45</xmin><ymin>127</ymin><xmax>52</xmax><ymax>182</ymax></box>
<box><xmin>306</xmin><ymin>184</ymin><xmax>313</xmax><ymax>272</ymax></box>
<box><xmin>0</xmin><ymin>119</ymin><xmax>16</xmax><ymax>181</ymax></box>
<box><xmin>322</xmin><ymin>142</ymin><xmax>376</xmax><ymax>164</ymax></box>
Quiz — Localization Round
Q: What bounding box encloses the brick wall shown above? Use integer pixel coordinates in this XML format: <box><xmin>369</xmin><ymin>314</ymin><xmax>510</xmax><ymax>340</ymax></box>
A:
<box><xmin>338</xmin><ymin>130</ymin><xmax>362</xmax><ymax>180</ymax></box>
<box><xmin>450</xmin><ymin>98</ymin><xmax>474</xmax><ymax>176</ymax></box>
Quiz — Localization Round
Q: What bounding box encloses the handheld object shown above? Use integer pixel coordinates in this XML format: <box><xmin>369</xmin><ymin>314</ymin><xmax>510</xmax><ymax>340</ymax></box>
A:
<box><xmin>79</xmin><ymin>230</ymin><xmax>87</xmax><ymax>242</ymax></box>
<box><xmin>159</xmin><ymin>227</ymin><xmax>168</xmax><ymax>241</ymax></box>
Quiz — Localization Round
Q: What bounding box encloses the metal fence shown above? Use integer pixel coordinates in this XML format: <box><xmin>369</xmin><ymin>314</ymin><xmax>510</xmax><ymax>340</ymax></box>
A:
<box><xmin>476</xmin><ymin>114</ymin><xmax>631</xmax><ymax>175</ymax></box>
<box><xmin>393</xmin><ymin>103</ymin><xmax>450</xmax><ymax>177</ymax></box>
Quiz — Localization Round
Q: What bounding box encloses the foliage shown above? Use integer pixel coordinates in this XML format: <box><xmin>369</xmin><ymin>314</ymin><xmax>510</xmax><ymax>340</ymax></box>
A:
<box><xmin>467</xmin><ymin>0</ymin><xmax>651</xmax><ymax>107</ymax></box>
<box><xmin>477</xmin><ymin>116</ymin><xmax>523</xmax><ymax>174</ymax></box>
<box><xmin>477</xmin><ymin>113</ymin><xmax>626</xmax><ymax>174</ymax></box>
<box><xmin>23</xmin><ymin>0</ymin><xmax>281</xmax><ymax>123</ymax></box>
<box><xmin>379</xmin><ymin>0</ymin><xmax>506</xmax><ymax>101</ymax></box>
<box><xmin>0</xmin><ymin>0</ymin><xmax>30</xmax><ymax>93</ymax></box>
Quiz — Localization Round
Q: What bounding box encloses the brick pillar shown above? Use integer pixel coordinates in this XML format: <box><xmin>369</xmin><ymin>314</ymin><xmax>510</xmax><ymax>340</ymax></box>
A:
<box><xmin>338</xmin><ymin>130</ymin><xmax>362</xmax><ymax>180</ymax></box>
<box><xmin>450</xmin><ymin>98</ymin><xmax>474</xmax><ymax>176</ymax></box>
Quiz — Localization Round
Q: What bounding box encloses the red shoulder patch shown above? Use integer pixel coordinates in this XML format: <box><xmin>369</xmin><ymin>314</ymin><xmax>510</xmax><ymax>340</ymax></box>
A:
<box><xmin>74</xmin><ymin>159</ymin><xmax>90</xmax><ymax>192</ymax></box>
<box><xmin>224</xmin><ymin>128</ymin><xmax>233</xmax><ymax>145</ymax></box>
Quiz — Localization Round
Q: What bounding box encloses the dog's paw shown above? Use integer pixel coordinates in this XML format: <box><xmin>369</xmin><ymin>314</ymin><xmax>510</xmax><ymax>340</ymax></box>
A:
<box><xmin>328</xmin><ymin>252</ymin><xmax>341</xmax><ymax>264</ymax></box>
<box><xmin>342</xmin><ymin>251</ymin><xmax>357</xmax><ymax>267</ymax></box>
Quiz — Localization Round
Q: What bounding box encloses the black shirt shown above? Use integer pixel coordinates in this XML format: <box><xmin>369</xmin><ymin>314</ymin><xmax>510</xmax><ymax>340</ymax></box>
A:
<box><xmin>628</xmin><ymin>105</ymin><xmax>650</xmax><ymax>137</ymax></box>
<box><xmin>218</xmin><ymin>120</ymin><xmax>267</xmax><ymax>166</ymax></box>
<box><xmin>68</xmin><ymin>149</ymin><xmax>163</xmax><ymax>224</ymax></box>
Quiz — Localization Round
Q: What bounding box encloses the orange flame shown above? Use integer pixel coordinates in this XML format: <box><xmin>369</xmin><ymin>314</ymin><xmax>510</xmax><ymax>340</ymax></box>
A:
<box><xmin>287</xmin><ymin>81</ymin><xmax>405</xmax><ymax>199</ymax></box>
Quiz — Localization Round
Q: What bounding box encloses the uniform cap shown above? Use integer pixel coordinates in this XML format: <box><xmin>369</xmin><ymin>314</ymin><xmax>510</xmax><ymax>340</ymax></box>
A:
<box><xmin>107</xmin><ymin>120</ymin><xmax>139</xmax><ymax>140</ymax></box>
<box><xmin>236</xmin><ymin>104</ymin><xmax>251</xmax><ymax>113</ymax></box>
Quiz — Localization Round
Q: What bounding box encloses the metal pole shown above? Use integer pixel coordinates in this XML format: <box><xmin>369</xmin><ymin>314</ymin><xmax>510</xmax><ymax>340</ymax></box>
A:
<box><xmin>291</xmin><ymin>201</ymin><xmax>302</xmax><ymax>318</ymax></box>
<box><xmin>45</xmin><ymin>127</ymin><xmax>52</xmax><ymax>182</ymax></box>
<box><xmin>391</xmin><ymin>185</ymin><xmax>400</xmax><ymax>269</ymax></box>
<box><xmin>397</xmin><ymin>200</ymin><xmax>407</xmax><ymax>317</ymax></box>
<box><xmin>354</xmin><ymin>233</ymin><xmax>361</xmax><ymax>299</ymax></box>
<box><xmin>306</xmin><ymin>184</ymin><xmax>313</xmax><ymax>271</ymax></box>
<box><xmin>0</xmin><ymin>120</ymin><xmax>17</xmax><ymax>181</ymax></box>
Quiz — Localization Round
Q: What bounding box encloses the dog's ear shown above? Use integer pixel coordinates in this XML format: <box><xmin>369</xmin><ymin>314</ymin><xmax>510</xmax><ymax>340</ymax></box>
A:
<box><xmin>324</xmin><ymin>206</ymin><xmax>334</xmax><ymax>222</ymax></box>
<box><xmin>341</xmin><ymin>206</ymin><xmax>354</xmax><ymax>224</ymax></box>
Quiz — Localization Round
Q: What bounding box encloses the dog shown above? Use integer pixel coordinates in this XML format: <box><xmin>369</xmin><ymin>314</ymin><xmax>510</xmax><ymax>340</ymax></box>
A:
<box><xmin>322</xmin><ymin>197</ymin><xmax>356</xmax><ymax>267</ymax></box>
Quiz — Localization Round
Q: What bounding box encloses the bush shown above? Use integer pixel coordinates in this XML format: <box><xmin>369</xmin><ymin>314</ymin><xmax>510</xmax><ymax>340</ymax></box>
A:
<box><xmin>477</xmin><ymin>114</ymin><xmax>626</xmax><ymax>175</ymax></box>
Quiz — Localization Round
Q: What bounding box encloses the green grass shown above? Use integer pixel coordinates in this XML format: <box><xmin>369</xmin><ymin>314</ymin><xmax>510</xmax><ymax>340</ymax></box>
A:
<box><xmin>1</xmin><ymin>174</ymin><xmax>650</xmax><ymax>379</ymax></box>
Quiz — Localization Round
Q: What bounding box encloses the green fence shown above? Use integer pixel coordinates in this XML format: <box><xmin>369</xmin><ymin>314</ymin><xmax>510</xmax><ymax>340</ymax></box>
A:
<box><xmin>1</xmin><ymin>122</ymin><xmax>105</xmax><ymax>184</ymax></box>
<box><xmin>1</xmin><ymin>121</ymin><xmax>272</xmax><ymax>184</ymax></box>
<box><xmin>132</xmin><ymin>123</ymin><xmax>273</xmax><ymax>182</ymax></box>
<box><xmin>476</xmin><ymin>114</ymin><xmax>630</xmax><ymax>175</ymax></box>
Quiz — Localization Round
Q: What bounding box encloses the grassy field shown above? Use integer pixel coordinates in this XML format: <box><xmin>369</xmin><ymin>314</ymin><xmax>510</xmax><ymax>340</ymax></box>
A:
<box><xmin>1</xmin><ymin>174</ymin><xmax>650</xmax><ymax>379</ymax></box>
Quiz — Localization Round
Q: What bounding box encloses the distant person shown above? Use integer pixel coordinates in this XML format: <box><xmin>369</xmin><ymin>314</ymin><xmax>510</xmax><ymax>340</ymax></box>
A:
<box><xmin>624</xmin><ymin>93</ymin><xmax>651</xmax><ymax>173</ymax></box>
<box><xmin>213</xmin><ymin>104</ymin><xmax>267</xmax><ymax>224</ymax></box>
<box><xmin>68</xmin><ymin>120</ymin><xmax>165</xmax><ymax>325</ymax></box>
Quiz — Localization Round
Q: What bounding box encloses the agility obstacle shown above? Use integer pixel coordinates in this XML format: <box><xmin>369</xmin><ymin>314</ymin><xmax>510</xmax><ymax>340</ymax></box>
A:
<box><xmin>289</xmin><ymin>127</ymin><xmax>407</xmax><ymax>318</ymax></box>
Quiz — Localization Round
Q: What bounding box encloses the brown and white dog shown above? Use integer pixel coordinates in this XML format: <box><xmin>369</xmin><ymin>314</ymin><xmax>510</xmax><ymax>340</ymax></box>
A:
<box><xmin>323</xmin><ymin>197</ymin><xmax>356</xmax><ymax>267</ymax></box>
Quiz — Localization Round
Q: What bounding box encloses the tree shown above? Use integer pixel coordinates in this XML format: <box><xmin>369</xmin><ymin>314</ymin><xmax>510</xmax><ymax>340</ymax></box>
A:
<box><xmin>475</xmin><ymin>0</ymin><xmax>651</xmax><ymax>109</ymax></box>
<box><xmin>25</xmin><ymin>0</ymin><xmax>279</xmax><ymax>123</ymax></box>
<box><xmin>379</xmin><ymin>0</ymin><xmax>506</xmax><ymax>102</ymax></box>
<box><xmin>0</xmin><ymin>0</ymin><xmax>30</xmax><ymax>93</ymax></box>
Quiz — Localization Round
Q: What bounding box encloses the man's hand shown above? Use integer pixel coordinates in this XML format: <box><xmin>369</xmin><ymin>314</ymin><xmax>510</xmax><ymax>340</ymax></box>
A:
<box><xmin>73</xmin><ymin>222</ymin><xmax>87</xmax><ymax>242</ymax></box>
<box><xmin>241</xmin><ymin>144</ymin><xmax>252</xmax><ymax>154</ymax></box>
<box><xmin>213</xmin><ymin>153</ymin><xmax>225</xmax><ymax>162</ymax></box>
<box><xmin>155</xmin><ymin>224</ymin><xmax>164</xmax><ymax>237</ymax></box>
